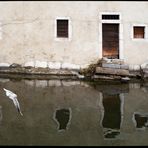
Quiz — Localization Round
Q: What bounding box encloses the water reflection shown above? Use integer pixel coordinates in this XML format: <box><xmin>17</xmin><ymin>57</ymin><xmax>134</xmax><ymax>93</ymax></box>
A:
<box><xmin>3</xmin><ymin>88</ymin><xmax>23</xmax><ymax>116</ymax></box>
<box><xmin>0</xmin><ymin>106</ymin><xmax>3</xmax><ymax>124</ymax></box>
<box><xmin>24</xmin><ymin>79</ymin><xmax>90</xmax><ymax>88</ymax></box>
<box><xmin>53</xmin><ymin>108</ymin><xmax>72</xmax><ymax>132</ymax></box>
<box><xmin>0</xmin><ymin>78</ymin><xmax>148</xmax><ymax>145</ymax></box>
<box><xmin>0</xmin><ymin>78</ymin><xmax>10</xmax><ymax>83</ymax></box>
<box><xmin>133</xmin><ymin>112</ymin><xmax>148</xmax><ymax>130</ymax></box>
<box><xmin>99</xmin><ymin>92</ymin><xmax>124</xmax><ymax>140</ymax></box>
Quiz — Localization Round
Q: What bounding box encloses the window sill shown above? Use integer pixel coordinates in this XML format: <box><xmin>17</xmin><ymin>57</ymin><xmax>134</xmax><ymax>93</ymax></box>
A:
<box><xmin>55</xmin><ymin>37</ymin><xmax>71</xmax><ymax>42</ymax></box>
<box><xmin>131</xmin><ymin>38</ymin><xmax>148</xmax><ymax>41</ymax></box>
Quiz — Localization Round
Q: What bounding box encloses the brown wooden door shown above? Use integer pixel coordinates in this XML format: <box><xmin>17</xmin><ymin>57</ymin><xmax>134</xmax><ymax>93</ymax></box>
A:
<box><xmin>102</xmin><ymin>24</ymin><xmax>119</xmax><ymax>59</ymax></box>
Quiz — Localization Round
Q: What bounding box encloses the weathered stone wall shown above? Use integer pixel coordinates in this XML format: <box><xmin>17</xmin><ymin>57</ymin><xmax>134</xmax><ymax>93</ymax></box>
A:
<box><xmin>0</xmin><ymin>1</ymin><xmax>148</xmax><ymax>69</ymax></box>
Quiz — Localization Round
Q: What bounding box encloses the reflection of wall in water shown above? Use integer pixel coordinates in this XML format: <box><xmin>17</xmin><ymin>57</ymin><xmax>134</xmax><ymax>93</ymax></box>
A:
<box><xmin>0</xmin><ymin>106</ymin><xmax>2</xmax><ymax>124</ymax></box>
<box><xmin>0</xmin><ymin>79</ymin><xmax>10</xmax><ymax>83</ymax></box>
<box><xmin>24</xmin><ymin>80</ymin><xmax>89</xmax><ymax>88</ymax></box>
<box><xmin>53</xmin><ymin>108</ymin><xmax>72</xmax><ymax>132</ymax></box>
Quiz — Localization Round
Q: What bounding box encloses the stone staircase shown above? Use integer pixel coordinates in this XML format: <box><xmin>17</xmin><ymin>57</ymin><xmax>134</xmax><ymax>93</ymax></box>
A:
<box><xmin>94</xmin><ymin>58</ymin><xmax>131</xmax><ymax>80</ymax></box>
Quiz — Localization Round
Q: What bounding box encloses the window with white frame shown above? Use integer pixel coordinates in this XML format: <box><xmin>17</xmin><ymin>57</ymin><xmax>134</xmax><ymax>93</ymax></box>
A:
<box><xmin>133</xmin><ymin>26</ymin><xmax>145</xmax><ymax>39</ymax></box>
<box><xmin>102</xmin><ymin>14</ymin><xmax>120</xmax><ymax>20</ymax></box>
<box><xmin>56</xmin><ymin>19</ymin><xmax>69</xmax><ymax>38</ymax></box>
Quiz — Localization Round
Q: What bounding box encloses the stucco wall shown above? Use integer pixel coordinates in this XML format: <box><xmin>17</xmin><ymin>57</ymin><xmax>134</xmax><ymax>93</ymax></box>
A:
<box><xmin>0</xmin><ymin>1</ymin><xmax>148</xmax><ymax>68</ymax></box>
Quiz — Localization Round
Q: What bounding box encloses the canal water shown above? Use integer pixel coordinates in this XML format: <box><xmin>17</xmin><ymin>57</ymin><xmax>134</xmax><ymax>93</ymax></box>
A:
<box><xmin>0</xmin><ymin>78</ymin><xmax>148</xmax><ymax>146</ymax></box>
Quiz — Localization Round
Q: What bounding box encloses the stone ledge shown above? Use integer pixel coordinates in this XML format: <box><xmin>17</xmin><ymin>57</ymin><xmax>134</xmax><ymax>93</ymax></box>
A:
<box><xmin>0</xmin><ymin>67</ymin><xmax>76</xmax><ymax>76</ymax></box>
<box><xmin>0</xmin><ymin>67</ymin><xmax>85</xmax><ymax>80</ymax></box>
<box><xmin>96</xmin><ymin>67</ymin><xmax>130</xmax><ymax>76</ymax></box>
<box><xmin>0</xmin><ymin>66</ymin><xmax>147</xmax><ymax>81</ymax></box>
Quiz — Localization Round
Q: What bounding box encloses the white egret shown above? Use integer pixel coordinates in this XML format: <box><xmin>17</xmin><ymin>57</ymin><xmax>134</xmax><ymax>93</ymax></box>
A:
<box><xmin>3</xmin><ymin>88</ymin><xmax>23</xmax><ymax>116</ymax></box>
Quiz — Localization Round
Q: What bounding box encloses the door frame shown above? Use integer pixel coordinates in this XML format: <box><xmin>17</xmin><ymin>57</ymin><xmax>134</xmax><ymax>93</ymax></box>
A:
<box><xmin>98</xmin><ymin>12</ymin><xmax>124</xmax><ymax>60</ymax></box>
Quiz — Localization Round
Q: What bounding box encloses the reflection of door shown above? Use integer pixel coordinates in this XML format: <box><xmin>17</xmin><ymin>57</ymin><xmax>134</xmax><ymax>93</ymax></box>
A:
<box><xmin>102</xmin><ymin>24</ymin><xmax>119</xmax><ymax>59</ymax></box>
<box><xmin>102</xmin><ymin>94</ymin><xmax>121</xmax><ymax>130</ymax></box>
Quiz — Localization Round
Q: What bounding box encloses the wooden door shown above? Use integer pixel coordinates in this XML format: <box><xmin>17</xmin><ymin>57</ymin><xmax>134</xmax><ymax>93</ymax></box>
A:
<box><xmin>102</xmin><ymin>24</ymin><xmax>119</xmax><ymax>59</ymax></box>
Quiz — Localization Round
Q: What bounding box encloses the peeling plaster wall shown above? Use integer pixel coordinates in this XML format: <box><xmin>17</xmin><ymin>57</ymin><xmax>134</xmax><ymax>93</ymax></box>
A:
<box><xmin>0</xmin><ymin>1</ymin><xmax>148</xmax><ymax>69</ymax></box>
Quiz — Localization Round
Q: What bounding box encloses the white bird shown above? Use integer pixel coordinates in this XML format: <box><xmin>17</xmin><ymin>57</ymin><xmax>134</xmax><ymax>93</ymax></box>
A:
<box><xmin>3</xmin><ymin>88</ymin><xmax>23</xmax><ymax>116</ymax></box>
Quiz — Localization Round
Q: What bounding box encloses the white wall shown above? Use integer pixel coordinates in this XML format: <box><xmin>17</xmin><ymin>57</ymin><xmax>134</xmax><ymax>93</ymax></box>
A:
<box><xmin>0</xmin><ymin>1</ymin><xmax>148</xmax><ymax>68</ymax></box>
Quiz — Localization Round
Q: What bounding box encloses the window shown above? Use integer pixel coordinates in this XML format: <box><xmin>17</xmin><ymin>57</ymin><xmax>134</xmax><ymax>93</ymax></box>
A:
<box><xmin>133</xmin><ymin>26</ymin><xmax>145</xmax><ymax>39</ymax></box>
<box><xmin>102</xmin><ymin>15</ymin><xmax>120</xmax><ymax>20</ymax></box>
<box><xmin>57</xmin><ymin>19</ymin><xmax>68</xmax><ymax>38</ymax></box>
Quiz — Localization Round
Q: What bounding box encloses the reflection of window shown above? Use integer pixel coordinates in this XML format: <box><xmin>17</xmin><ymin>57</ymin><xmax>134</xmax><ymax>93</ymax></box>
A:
<box><xmin>133</xmin><ymin>26</ymin><xmax>145</xmax><ymax>39</ymax></box>
<box><xmin>54</xmin><ymin>108</ymin><xmax>71</xmax><ymax>131</ymax></box>
<box><xmin>133</xmin><ymin>112</ymin><xmax>148</xmax><ymax>129</ymax></box>
<box><xmin>57</xmin><ymin>19</ymin><xmax>69</xmax><ymax>38</ymax></box>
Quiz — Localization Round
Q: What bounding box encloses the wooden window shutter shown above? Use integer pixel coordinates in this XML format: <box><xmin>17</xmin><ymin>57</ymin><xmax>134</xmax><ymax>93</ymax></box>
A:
<box><xmin>57</xmin><ymin>20</ymin><xmax>68</xmax><ymax>38</ymax></box>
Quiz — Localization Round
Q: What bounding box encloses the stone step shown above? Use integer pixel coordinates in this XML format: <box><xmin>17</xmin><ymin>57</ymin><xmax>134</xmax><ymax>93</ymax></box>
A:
<box><xmin>99</xmin><ymin>58</ymin><xmax>124</xmax><ymax>65</ymax></box>
<box><xmin>120</xmin><ymin>64</ymin><xmax>129</xmax><ymax>70</ymax></box>
<box><xmin>96</xmin><ymin>67</ymin><xmax>130</xmax><ymax>76</ymax></box>
<box><xmin>101</xmin><ymin>63</ymin><xmax>129</xmax><ymax>70</ymax></box>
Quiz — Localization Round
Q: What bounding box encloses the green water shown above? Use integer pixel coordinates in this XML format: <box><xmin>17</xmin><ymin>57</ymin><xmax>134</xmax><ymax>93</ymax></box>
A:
<box><xmin>0</xmin><ymin>78</ymin><xmax>148</xmax><ymax>146</ymax></box>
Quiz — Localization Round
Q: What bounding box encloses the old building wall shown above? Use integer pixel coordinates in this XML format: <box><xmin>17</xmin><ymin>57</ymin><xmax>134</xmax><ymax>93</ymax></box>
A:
<box><xmin>0</xmin><ymin>1</ymin><xmax>148</xmax><ymax>69</ymax></box>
